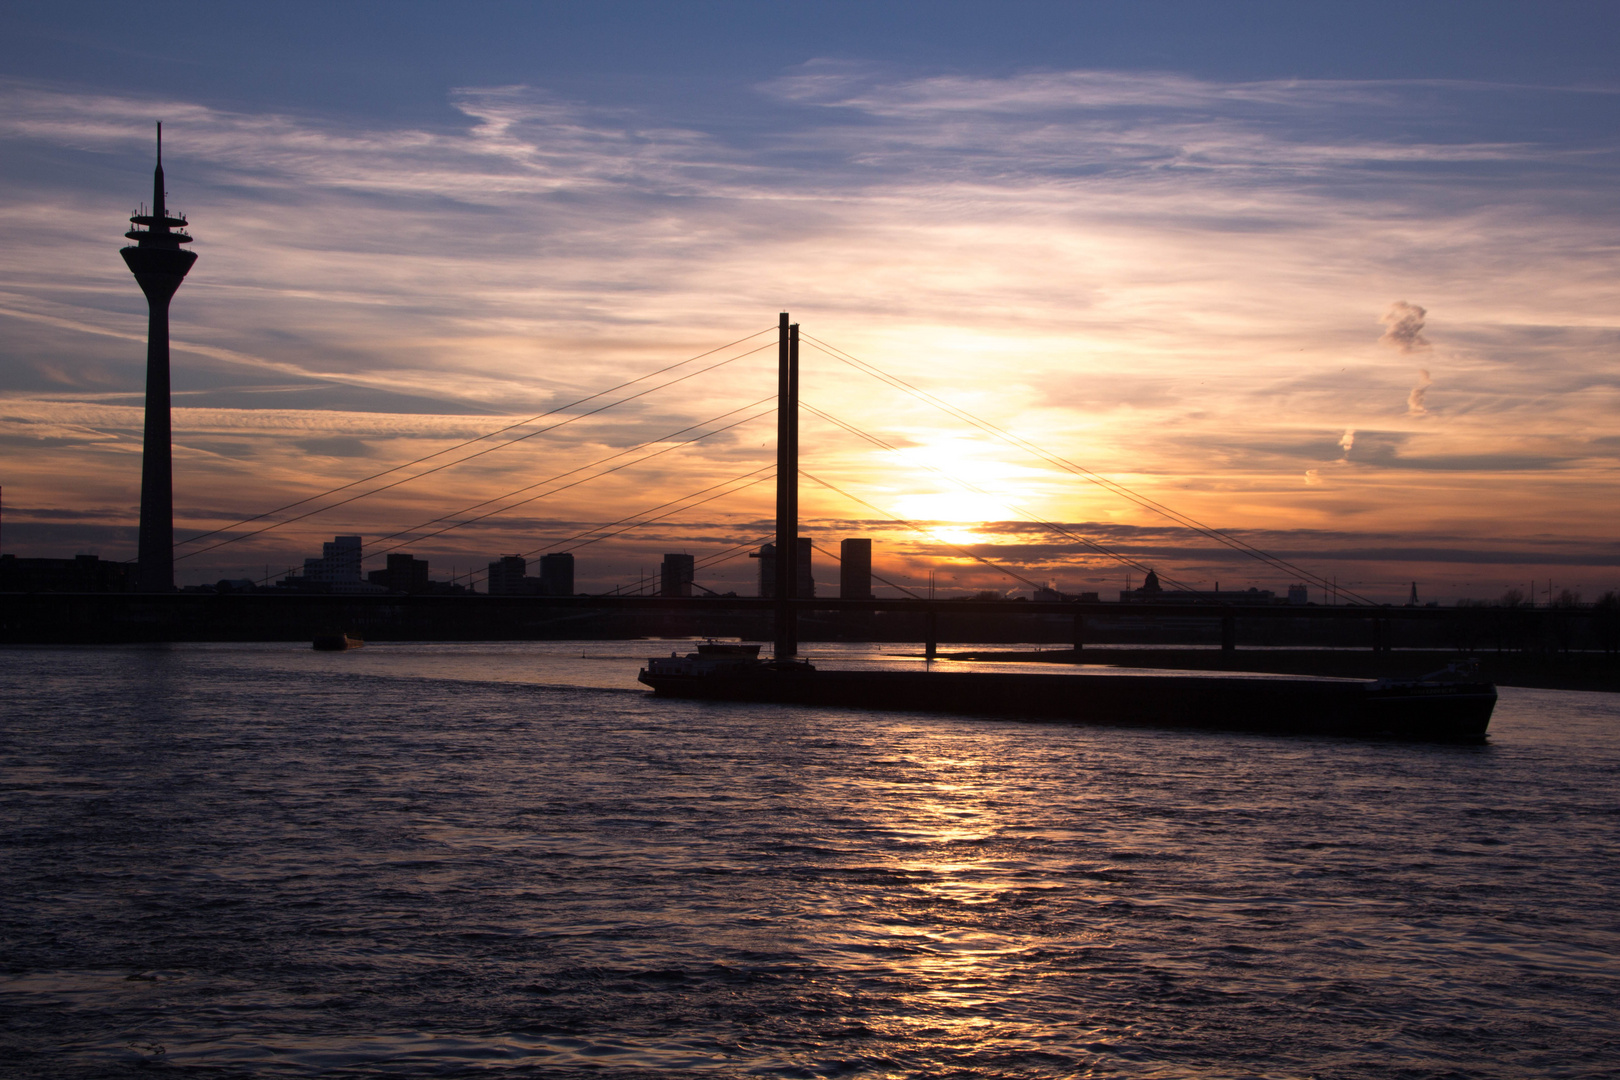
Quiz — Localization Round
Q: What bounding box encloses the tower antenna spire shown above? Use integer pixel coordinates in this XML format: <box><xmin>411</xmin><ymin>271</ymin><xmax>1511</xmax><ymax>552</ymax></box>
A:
<box><xmin>153</xmin><ymin>121</ymin><xmax>166</xmax><ymax>221</ymax></box>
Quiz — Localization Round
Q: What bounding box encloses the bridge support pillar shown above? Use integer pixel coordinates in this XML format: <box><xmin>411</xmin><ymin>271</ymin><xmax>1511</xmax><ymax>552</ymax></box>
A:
<box><xmin>925</xmin><ymin>609</ymin><xmax>938</xmax><ymax>661</ymax></box>
<box><xmin>1073</xmin><ymin>612</ymin><xmax>1085</xmax><ymax>653</ymax></box>
<box><xmin>1221</xmin><ymin>615</ymin><xmax>1236</xmax><ymax>652</ymax></box>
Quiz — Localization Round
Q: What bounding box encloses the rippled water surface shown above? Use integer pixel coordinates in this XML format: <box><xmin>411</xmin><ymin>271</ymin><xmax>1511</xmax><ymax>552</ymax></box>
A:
<box><xmin>2</xmin><ymin>642</ymin><xmax>1617</xmax><ymax>1078</ymax></box>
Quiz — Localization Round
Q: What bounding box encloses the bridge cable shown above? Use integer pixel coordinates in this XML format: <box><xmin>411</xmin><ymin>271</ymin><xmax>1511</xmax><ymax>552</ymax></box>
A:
<box><xmin>805</xmin><ymin>540</ymin><xmax>925</xmax><ymax>599</ymax></box>
<box><xmin>470</xmin><ymin>467</ymin><xmax>778</xmax><ymax>590</ymax></box>
<box><xmin>804</xmin><ymin>331</ymin><xmax>1360</xmax><ymax>601</ymax></box>
<box><xmin>544</xmin><ymin>471</ymin><xmax>776</xmax><ymax>559</ymax></box>
<box><xmin>360</xmin><ymin>403</ymin><xmax>777</xmax><ymax>566</ymax></box>
<box><xmin>246</xmin><ymin>405</ymin><xmax>775</xmax><ymax>588</ymax></box>
<box><xmin>587</xmin><ymin>539</ymin><xmax>771</xmax><ymax>595</ymax></box>
<box><xmin>801</xmin><ymin>333</ymin><xmax>1375</xmax><ymax>605</ymax></box>
<box><xmin>602</xmin><ymin>534</ymin><xmax>925</xmax><ymax>601</ymax></box>
<box><xmin>670</xmin><ymin>536</ymin><xmax>925</xmax><ymax>600</ymax></box>
<box><xmin>800</xmin><ymin>469</ymin><xmax>1046</xmax><ymax>593</ymax></box>
<box><xmin>802</xmin><ymin>400</ymin><xmax>1199</xmax><ymax>593</ymax></box>
<box><xmin>174</xmin><ymin>339</ymin><xmax>775</xmax><ymax>563</ymax></box>
<box><xmin>173</xmin><ymin>325</ymin><xmax>773</xmax><ymax>549</ymax></box>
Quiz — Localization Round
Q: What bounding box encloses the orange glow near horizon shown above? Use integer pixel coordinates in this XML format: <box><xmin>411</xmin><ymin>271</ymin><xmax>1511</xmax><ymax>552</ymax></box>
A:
<box><xmin>1</xmin><ymin>74</ymin><xmax>1617</xmax><ymax>601</ymax></box>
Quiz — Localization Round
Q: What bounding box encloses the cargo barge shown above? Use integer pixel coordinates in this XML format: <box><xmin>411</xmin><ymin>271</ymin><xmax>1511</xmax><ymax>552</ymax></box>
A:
<box><xmin>636</xmin><ymin>314</ymin><xmax>1497</xmax><ymax>741</ymax></box>
<box><xmin>639</xmin><ymin>645</ymin><xmax>1496</xmax><ymax>740</ymax></box>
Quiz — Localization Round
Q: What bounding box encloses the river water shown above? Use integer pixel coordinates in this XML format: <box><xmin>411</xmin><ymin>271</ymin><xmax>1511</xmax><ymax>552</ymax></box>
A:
<box><xmin>1</xmin><ymin>642</ymin><xmax>1616</xmax><ymax>1078</ymax></box>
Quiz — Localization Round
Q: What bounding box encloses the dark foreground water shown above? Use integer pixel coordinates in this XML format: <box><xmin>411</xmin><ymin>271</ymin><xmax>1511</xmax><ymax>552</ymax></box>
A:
<box><xmin>1</xmin><ymin>643</ymin><xmax>1616</xmax><ymax>1079</ymax></box>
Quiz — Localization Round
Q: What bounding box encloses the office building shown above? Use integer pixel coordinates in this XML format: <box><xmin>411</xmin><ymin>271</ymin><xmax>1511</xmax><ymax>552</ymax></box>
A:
<box><xmin>538</xmin><ymin>552</ymin><xmax>574</xmax><ymax>596</ymax></box>
<box><xmin>277</xmin><ymin>535</ymin><xmax>380</xmax><ymax>593</ymax></box>
<box><xmin>751</xmin><ymin>538</ymin><xmax>813</xmax><ymax>598</ymax></box>
<box><xmin>367</xmin><ymin>553</ymin><xmax>430</xmax><ymax>594</ymax></box>
<box><xmin>839</xmin><ymin>538</ymin><xmax>872</xmax><ymax>599</ymax></box>
<box><xmin>303</xmin><ymin>535</ymin><xmax>363</xmax><ymax>583</ymax></box>
<box><xmin>487</xmin><ymin>554</ymin><xmax>528</xmax><ymax>596</ymax></box>
<box><xmin>751</xmin><ymin>543</ymin><xmax>775</xmax><ymax>597</ymax></box>
<box><xmin>660</xmin><ymin>553</ymin><xmax>695</xmax><ymax>598</ymax></box>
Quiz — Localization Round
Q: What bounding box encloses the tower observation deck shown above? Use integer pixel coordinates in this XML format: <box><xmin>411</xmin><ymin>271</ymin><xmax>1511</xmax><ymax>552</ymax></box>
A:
<box><xmin>121</xmin><ymin>122</ymin><xmax>196</xmax><ymax>592</ymax></box>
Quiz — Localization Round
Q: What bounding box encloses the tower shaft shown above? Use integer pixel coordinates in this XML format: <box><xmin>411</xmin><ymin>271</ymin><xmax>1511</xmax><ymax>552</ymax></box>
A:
<box><xmin>774</xmin><ymin>314</ymin><xmax>799</xmax><ymax>657</ymax></box>
<box><xmin>135</xmin><ymin>292</ymin><xmax>175</xmax><ymax>591</ymax></box>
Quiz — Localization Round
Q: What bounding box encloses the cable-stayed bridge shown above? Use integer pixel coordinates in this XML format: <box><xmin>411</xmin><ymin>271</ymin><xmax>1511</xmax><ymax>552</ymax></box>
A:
<box><xmin>9</xmin><ymin>308</ymin><xmax>1606</xmax><ymax>662</ymax></box>
<box><xmin>162</xmin><ymin>315</ymin><xmax>1379</xmax><ymax>611</ymax></box>
<box><xmin>14</xmin><ymin>144</ymin><xmax>1606</xmax><ymax>668</ymax></box>
<box><xmin>5</xmin><ymin>311</ymin><xmax>1581</xmax><ymax>659</ymax></box>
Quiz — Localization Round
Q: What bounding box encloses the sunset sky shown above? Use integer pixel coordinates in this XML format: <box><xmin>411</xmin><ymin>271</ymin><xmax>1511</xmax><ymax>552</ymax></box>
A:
<box><xmin>1</xmin><ymin>1</ymin><xmax>1616</xmax><ymax>600</ymax></box>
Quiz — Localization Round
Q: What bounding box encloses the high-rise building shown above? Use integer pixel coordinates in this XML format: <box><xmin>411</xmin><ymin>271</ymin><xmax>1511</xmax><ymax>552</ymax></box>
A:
<box><xmin>121</xmin><ymin>124</ymin><xmax>196</xmax><ymax>592</ymax></box>
<box><xmin>367</xmin><ymin>552</ymin><xmax>430</xmax><ymax>594</ymax></box>
<box><xmin>304</xmin><ymin>536</ymin><xmax>363</xmax><ymax>583</ymax></box>
<box><xmin>538</xmin><ymin>552</ymin><xmax>574</xmax><ymax>596</ymax></box>
<box><xmin>839</xmin><ymin>538</ymin><xmax>872</xmax><ymax>599</ymax></box>
<box><xmin>487</xmin><ymin>555</ymin><xmax>527</xmax><ymax>595</ymax></box>
<box><xmin>751</xmin><ymin>542</ymin><xmax>776</xmax><ymax>597</ymax></box>
<box><xmin>660</xmin><ymin>553</ymin><xmax>695</xmax><ymax>598</ymax></box>
<box><xmin>751</xmin><ymin>539</ymin><xmax>813</xmax><ymax>598</ymax></box>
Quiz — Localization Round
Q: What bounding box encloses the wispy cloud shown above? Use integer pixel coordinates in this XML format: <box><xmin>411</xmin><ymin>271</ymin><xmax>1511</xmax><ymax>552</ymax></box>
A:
<box><xmin>1380</xmin><ymin>301</ymin><xmax>1430</xmax><ymax>354</ymax></box>
<box><xmin>1407</xmin><ymin>369</ymin><xmax>1434</xmax><ymax>416</ymax></box>
<box><xmin>1</xmin><ymin>68</ymin><xmax>1617</xmax><ymax>596</ymax></box>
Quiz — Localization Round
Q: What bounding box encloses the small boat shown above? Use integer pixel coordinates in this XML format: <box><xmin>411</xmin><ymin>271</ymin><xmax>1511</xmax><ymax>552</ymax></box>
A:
<box><xmin>312</xmin><ymin>633</ymin><xmax>364</xmax><ymax>651</ymax></box>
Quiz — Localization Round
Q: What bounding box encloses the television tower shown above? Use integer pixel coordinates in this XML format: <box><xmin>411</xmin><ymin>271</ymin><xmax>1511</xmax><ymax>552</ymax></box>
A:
<box><xmin>121</xmin><ymin>123</ymin><xmax>196</xmax><ymax>591</ymax></box>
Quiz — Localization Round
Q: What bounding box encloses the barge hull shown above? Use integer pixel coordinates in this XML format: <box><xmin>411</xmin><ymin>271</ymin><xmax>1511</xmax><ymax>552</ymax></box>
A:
<box><xmin>638</xmin><ymin>668</ymin><xmax>1496</xmax><ymax>741</ymax></box>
